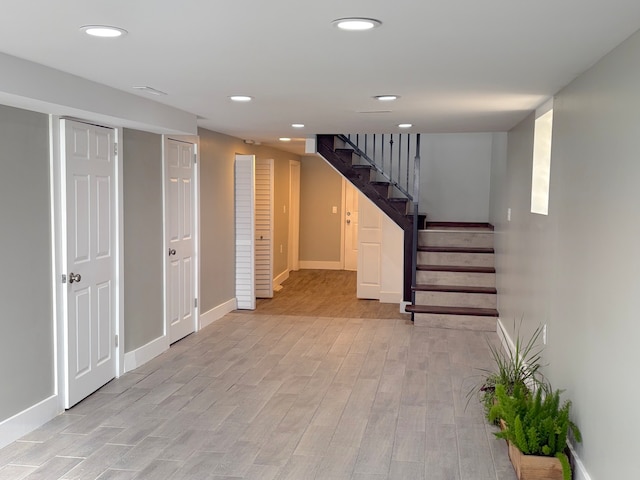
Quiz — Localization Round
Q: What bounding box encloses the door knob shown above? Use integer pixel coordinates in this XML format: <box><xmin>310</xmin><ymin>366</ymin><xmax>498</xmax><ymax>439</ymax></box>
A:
<box><xmin>169</xmin><ymin>248</ymin><xmax>177</xmax><ymax>256</ymax></box>
<box><xmin>69</xmin><ymin>272</ymin><xmax>82</xmax><ymax>284</ymax></box>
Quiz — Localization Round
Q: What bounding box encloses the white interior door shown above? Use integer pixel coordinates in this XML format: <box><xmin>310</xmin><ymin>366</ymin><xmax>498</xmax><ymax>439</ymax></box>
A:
<box><xmin>62</xmin><ymin>119</ymin><xmax>117</xmax><ymax>408</ymax></box>
<box><xmin>344</xmin><ymin>180</ymin><xmax>359</xmax><ymax>271</ymax></box>
<box><xmin>288</xmin><ymin>160</ymin><xmax>300</xmax><ymax>272</ymax></box>
<box><xmin>255</xmin><ymin>159</ymin><xmax>273</xmax><ymax>298</ymax></box>
<box><xmin>235</xmin><ymin>155</ymin><xmax>256</xmax><ymax>309</ymax></box>
<box><xmin>357</xmin><ymin>194</ymin><xmax>382</xmax><ymax>299</ymax></box>
<box><xmin>165</xmin><ymin>138</ymin><xmax>196</xmax><ymax>344</ymax></box>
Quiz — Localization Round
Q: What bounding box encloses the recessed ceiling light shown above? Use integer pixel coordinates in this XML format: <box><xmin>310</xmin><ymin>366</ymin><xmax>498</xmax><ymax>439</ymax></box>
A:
<box><xmin>331</xmin><ymin>17</ymin><xmax>382</xmax><ymax>31</ymax></box>
<box><xmin>133</xmin><ymin>86</ymin><xmax>167</xmax><ymax>96</ymax></box>
<box><xmin>279</xmin><ymin>137</ymin><xmax>292</xmax><ymax>142</ymax></box>
<box><xmin>291</xmin><ymin>124</ymin><xmax>305</xmax><ymax>128</ymax></box>
<box><xmin>80</xmin><ymin>25</ymin><xmax>127</xmax><ymax>38</ymax></box>
<box><xmin>230</xmin><ymin>95</ymin><xmax>253</xmax><ymax>102</ymax></box>
<box><xmin>374</xmin><ymin>95</ymin><xmax>399</xmax><ymax>101</ymax></box>
<box><xmin>398</xmin><ymin>123</ymin><xmax>413</xmax><ymax>129</ymax></box>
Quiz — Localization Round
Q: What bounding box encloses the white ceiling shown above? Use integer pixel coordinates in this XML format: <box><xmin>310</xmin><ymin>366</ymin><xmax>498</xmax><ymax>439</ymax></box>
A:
<box><xmin>1</xmin><ymin>0</ymin><xmax>639</xmax><ymax>154</ymax></box>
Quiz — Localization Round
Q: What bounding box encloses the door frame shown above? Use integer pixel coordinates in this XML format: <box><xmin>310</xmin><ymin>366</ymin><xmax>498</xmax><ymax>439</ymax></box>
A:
<box><xmin>51</xmin><ymin>116</ymin><xmax>124</xmax><ymax>411</ymax></box>
<box><xmin>288</xmin><ymin>160</ymin><xmax>300</xmax><ymax>272</ymax></box>
<box><xmin>162</xmin><ymin>135</ymin><xmax>200</xmax><ymax>341</ymax></box>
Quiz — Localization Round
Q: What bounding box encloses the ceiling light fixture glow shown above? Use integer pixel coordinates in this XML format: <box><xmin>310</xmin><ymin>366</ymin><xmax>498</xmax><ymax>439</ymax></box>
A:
<box><xmin>332</xmin><ymin>17</ymin><xmax>382</xmax><ymax>31</ymax></box>
<box><xmin>230</xmin><ymin>95</ymin><xmax>253</xmax><ymax>102</ymax></box>
<box><xmin>80</xmin><ymin>25</ymin><xmax>127</xmax><ymax>38</ymax></box>
<box><xmin>279</xmin><ymin>137</ymin><xmax>292</xmax><ymax>142</ymax></box>
<box><xmin>374</xmin><ymin>95</ymin><xmax>399</xmax><ymax>101</ymax></box>
<box><xmin>398</xmin><ymin>123</ymin><xmax>413</xmax><ymax>128</ymax></box>
<box><xmin>291</xmin><ymin>124</ymin><xmax>305</xmax><ymax>128</ymax></box>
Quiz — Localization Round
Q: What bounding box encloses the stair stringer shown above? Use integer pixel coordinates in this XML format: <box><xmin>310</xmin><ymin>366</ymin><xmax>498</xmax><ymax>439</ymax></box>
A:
<box><xmin>316</xmin><ymin>134</ymin><xmax>414</xmax><ymax>302</ymax></box>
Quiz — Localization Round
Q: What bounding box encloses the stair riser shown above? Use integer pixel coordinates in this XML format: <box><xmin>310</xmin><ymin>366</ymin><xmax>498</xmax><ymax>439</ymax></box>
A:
<box><xmin>416</xmin><ymin>270</ymin><xmax>495</xmax><ymax>287</ymax></box>
<box><xmin>417</xmin><ymin>251</ymin><xmax>494</xmax><ymax>267</ymax></box>
<box><xmin>415</xmin><ymin>291</ymin><xmax>496</xmax><ymax>309</ymax></box>
<box><xmin>413</xmin><ymin>313</ymin><xmax>497</xmax><ymax>331</ymax></box>
<box><xmin>419</xmin><ymin>231</ymin><xmax>494</xmax><ymax>248</ymax></box>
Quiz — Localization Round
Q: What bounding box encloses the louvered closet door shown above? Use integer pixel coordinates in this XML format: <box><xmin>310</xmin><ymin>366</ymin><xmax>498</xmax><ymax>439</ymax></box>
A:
<box><xmin>255</xmin><ymin>159</ymin><xmax>273</xmax><ymax>298</ymax></box>
<box><xmin>235</xmin><ymin>155</ymin><xmax>256</xmax><ymax>309</ymax></box>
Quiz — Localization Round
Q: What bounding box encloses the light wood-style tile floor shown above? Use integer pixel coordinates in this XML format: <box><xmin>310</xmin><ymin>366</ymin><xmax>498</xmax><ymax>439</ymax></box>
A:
<box><xmin>0</xmin><ymin>271</ymin><xmax>516</xmax><ymax>479</ymax></box>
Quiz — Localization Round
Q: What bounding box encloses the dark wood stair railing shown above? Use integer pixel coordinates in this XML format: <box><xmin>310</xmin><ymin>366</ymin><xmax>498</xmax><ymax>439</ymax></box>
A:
<box><xmin>316</xmin><ymin>134</ymin><xmax>422</xmax><ymax>304</ymax></box>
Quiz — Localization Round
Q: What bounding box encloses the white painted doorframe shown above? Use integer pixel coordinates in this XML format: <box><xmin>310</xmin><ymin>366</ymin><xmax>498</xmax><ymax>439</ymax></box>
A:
<box><xmin>162</xmin><ymin>135</ymin><xmax>200</xmax><ymax>343</ymax></box>
<box><xmin>51</xmin><ymin>116</ymin><xmax>125</xmax><ymax>411</ymax></box>
<box><xmin>288</xmin><ymin>160</ymin><xmax>300</xmax><ymax>273</ymax></box>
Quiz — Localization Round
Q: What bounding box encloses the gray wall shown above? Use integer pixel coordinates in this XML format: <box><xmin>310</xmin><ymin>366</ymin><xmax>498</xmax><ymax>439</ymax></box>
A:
<box><xmin>421</xmin><ymin>133</ymin><xmax>493</xmax><ymax>222</ymax></box>
<box><xmin>491</xmin><ymin>28</ymin><xmax>640</xmax><ymax>479</ymax></box>
<box><xmin>299</xmin><ymin>155</ymin><xmax>343</xmax><ymax>262</ymax></box>
<box><xmin>0</xmin><ymin>105</ymin><xmax>54</xmax><ymax>421</ymax></box>
<box><xmin>199</xmin><ymin>128</ymin><xmax>298</xmax><ymax>312</ymax></box>
<box><xmin>123</xmin><ymin>129</ymin><xmax>164</xmax><ymax>352</ymax></box>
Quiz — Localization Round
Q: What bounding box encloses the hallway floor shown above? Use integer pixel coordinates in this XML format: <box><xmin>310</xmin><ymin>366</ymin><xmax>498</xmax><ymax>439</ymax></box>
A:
<box><xmin>0</xmin><ymin>272</ymin><xmax>516</xmax><ymax>480</ymax></box>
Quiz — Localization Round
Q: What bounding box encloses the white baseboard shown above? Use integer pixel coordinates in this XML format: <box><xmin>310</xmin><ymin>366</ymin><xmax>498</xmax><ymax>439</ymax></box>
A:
<box><xmin>273</xmin><ymin>269</ymin><xmax>289</xmax><ymax>290</ymax></box>
<box><xmin>200</xmin><ymin>298</ymin><xmax>237</xmax><ymax>329</ymax></box>
<box><xmin>496</xmin><ymin>318</ymin><xmax>592</xmax><ymax>480</ymax></box>
<box><xmin>124</xmin><ymin>335</ymin><xmax>168</xmax><ymax>373</ymax></box>
<box><xmin>0</xmin><ymin>394</ymin><xmax>60</xmax><ymax>449</ymax></box>
<box><xmin>379</xmin><ymin>291</ymin><xmax>402</xmax><ymax>303</ymax></box>
<box><xmin>299</xmin><ymin>261</ymin><xmax>343</xmax><ymax>270</ymax></box>
<box><xmin>568</xmin><ymin>442</ymin><xmax>592</xmax><ymax>480</ymax></box>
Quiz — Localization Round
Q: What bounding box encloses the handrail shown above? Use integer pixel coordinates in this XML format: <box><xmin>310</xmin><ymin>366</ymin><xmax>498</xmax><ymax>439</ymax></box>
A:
<box><xmin>337</xmin><ymin>133</ymin><xmax>421</xmax><ymax>311</ymax></box>
<box><xmin>338</xmin><ymin>134</ymin><xmax>417</xmax><ymax>201</ymax></box>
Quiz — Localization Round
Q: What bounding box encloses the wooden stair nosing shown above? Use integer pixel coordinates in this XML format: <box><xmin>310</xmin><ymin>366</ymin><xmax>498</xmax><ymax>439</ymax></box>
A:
<box><xmin>426</xmin><ymin>221</ymin><xmax>494</xmax><ymax>231</ymax></box>
<box><xmin>413</xmin><ymin>284</ymin><xmax>497</xmax><ymax>294</ymax></box>
<box><xmin>406</xmin><ymin>305</ymin><xmax>499</xmax><ymax>317</ymax></box>
<box><xmin>417</xmin><ymin>265</ymin><xmax>496</xmax><ymax>274</ymax></box>
<box><xmin>417</xmin><ymin>246</ymin><xmax>494</xmax><ymax>254</ymax></box>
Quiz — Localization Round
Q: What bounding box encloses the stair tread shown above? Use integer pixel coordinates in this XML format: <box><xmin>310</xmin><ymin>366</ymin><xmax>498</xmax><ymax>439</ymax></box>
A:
<box><xmin>406</xmin><ymin>305</ymin><xmax>499</xmax><ymax>316</ymax></box>
<box><xmin>388</xmin><ymin>197</ymin><xmax>408</xmax><ymax>203</ymax></box>
<box><xmin>426</xmin><ymin>221</ymin><xmax>494</xmax><ymax>231</ymax></box>
<box><xmin>370</xmin><ymin>181</ymin><xmax>390</xmax><ymax>186</ymax></box>
<box><xmin>417</xmin><ymin>265</ymin><xmax>496</xmax><ymax>273</ymax></box>
<box><xmin>413</xmin><ymin>284</ymin><xmax>497</xmax><ymax>294</ymax></box>
<box><xmin>418</xmin><ymin>246</ymin><xmax>494</xmax><ymax>254</ymax></box>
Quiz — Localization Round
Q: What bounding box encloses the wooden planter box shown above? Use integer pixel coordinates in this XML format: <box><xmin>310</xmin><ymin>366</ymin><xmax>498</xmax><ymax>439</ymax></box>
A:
<box><xmin>507</xmin><ymin>441</ymin><xmax>564</xmax><ymax>480</ymax></box>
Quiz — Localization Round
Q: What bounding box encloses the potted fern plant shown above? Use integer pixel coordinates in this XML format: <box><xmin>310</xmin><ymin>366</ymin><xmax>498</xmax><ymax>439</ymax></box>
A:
<box><xmin>489</xmin><ymin>383</ymin><xmax>582</xmax><ymax>480</ymax></box>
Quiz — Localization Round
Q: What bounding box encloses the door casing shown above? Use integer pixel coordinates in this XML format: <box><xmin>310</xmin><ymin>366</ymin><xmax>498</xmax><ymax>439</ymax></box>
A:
<box><xmin>51</xmin><ymin>116</ymin><xmax>124</xmax><ymax>411</ymax></box>
<box><xmin>162</xmin><ymin>135</ymin><xmax>200</xmax><ymax>343</ymax></box>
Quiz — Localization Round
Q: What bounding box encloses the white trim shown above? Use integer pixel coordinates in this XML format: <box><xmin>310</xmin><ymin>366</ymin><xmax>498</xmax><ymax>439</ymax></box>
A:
<box><xmin>163</xmin><ymin>135</ymin><xmax>200</xmax><ymax>341</ymax></box>
<box><xmin>273</xmin><ymin>269</ymin><xmax>289</xmax><ymax>290</ymax></box>
<box><xmin>200</xmin><ymin>298</ymin><xmax>237</xmax><ymax>330</ymax></box>
<box><xmin>496</xmin><ymin>318</ymin><xmax>592</xmax><ymax>480</ymax></box>
<box><xmin>0</xmin><ymin>395</ymin><xmax>60</xmax><ymax>449</ymax></box>
<box><xmin>568</xmin><ymin>442</ymin><xmax>592</xmax><ymax>480</ymax></box>
<box><xmin>124</xmin><ymin>336</ymin><xmax>169</xmax><ymax>373</ymax></box>
<box><xmin>115</xmin><ymin>126</ymin><xmax>124</xmax><ymax>376</ymax></box>
<box><xmin>400</xmin><ymin>300</ymin><xmax>411</xmax><ymax>313</ymax></box>
<box><xmin>379</xmin><ymin>290</ymin><xmax>402</xmax><ymax>303</ymax></box>
<box><xmin>299</xmin><ymin>261</ymin><xmax>343</xmax><ymax>270</ymax></box>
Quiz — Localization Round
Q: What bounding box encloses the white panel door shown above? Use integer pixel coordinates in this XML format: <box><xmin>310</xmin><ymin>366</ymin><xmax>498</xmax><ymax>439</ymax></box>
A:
<box><xmin>165</xmin><ymin>138</ymin><xmax>195</xmax><ymax>344</ymax></box>
<box><xmin>62</xmin><ymin>119</ymin><xmax>116</xmax><ymax>408</ymax></box>
<box><xmin>255</xmin><ymin>159</ymin><xmax>273</xmax><ymax>298</ymax></box>
<box><xmin>357</xmin><ymin>194</ymin><xmax>382</xmax><ymax>299</ymax></box>
<box><xmin>344</xmin><ymin>180</ymin><xmax>359</xmax><ymax>271</ymax></box>
<box><xmin>235</xmin><ymin>155</ymin><xmax>256</xmax><ymax>310</ymax></box>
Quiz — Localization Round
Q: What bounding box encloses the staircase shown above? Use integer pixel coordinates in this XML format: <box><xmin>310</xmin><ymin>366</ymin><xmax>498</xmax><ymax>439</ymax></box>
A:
<box><xmin>406</xmin><ymin>222</ymin><xmax>498</xmax><ymax>330</ymax></box>
<box><xmin>316</xmin><ymin>134</ymin><xmax>424</xmax><ymax>302</ymax></box>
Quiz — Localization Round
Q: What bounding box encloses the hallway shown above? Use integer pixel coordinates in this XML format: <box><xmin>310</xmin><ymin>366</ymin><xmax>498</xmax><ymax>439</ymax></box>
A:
<box><xmin>0</xmin><ymin>274</ymin><xmax>515</xmax><ymax>479</ymax></box>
